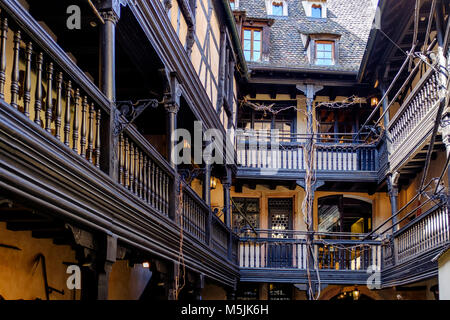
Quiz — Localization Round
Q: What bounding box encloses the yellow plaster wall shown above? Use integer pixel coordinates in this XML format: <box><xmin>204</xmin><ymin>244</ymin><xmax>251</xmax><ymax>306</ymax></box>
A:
<box><xmin>230</xmin><ymin>185</ymin><xmax>391</xmax><ymax>233</ymax></box>
<box><xmin>108</xmin><ymin>260</ymin><xmax>152</xmax><ymax>300</ymax></box>
<box><xmin>0</xmin><ymin>222</ymin><xmax>79</xmax><ymax>300</ymax></box>
<box><xmin>202</xmin><ymin>281</ymin><xmax>227</xmax><ymax>300</ymax></box>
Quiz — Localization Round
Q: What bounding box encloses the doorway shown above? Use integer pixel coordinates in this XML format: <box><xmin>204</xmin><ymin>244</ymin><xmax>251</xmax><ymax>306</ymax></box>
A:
<box><xmin>267</xmin><ymin>198</ymin><xmax>293</xmax><ymax>267</ymax></box>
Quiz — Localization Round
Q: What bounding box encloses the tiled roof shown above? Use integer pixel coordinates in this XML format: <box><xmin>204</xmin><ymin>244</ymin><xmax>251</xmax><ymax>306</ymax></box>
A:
<box><xmin>237</xmin><ymin>0</ymin><xmax>377</xmax><ymax>72</ymax></box>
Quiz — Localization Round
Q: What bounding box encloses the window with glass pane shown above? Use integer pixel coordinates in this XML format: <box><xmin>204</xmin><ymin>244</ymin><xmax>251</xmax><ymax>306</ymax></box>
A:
<box><xmin>232</xmin><ymin>198</ymin><xmax>260</xmax><ymax>235</ymax></box>
<box><xmin>243</xmin><ymin>28</ymin><xmax>262</xmax><ymax>61</ymax></box>
<box><xmin>311</xmin><ymin>4</ymin><xmax>322</xmax><ymax>18</ymax></box>
<box><xmin>230</xmin><ymin>0</ymin><xmax>235</xmax><ymax>10</ymax></box>
<box><xmin>316</xmin><ymin>41</ymin><xmax>334</xmax><ymax>65</ymax></box>
<box><xmin>272</xmin><ymin>2</ymin><xmax>283</xmax><ymax>16</ymax></box>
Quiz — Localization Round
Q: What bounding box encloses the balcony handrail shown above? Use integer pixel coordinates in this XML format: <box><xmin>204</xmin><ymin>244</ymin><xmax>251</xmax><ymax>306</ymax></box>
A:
<box><xmin>124</xmin><ymin>124</ymin><xmax>176</xmax><ymax>178</ymax></box>
<box><xmin>393</xmin><ymin>203</ymin><xmax>445</xmax><ymax>238</ymax></box>
<box><xmin>239</xmin><ymin>228</ymin><xmax>373</xmax><ymax>240</ymax></box>
<box><xmin>388</xmin><ymin>66</ymin><xmax>436</xmax><ymax>130</ymax></box>
<box><xmin>0</xmin><ymin>0</ymin><xmax>111</xmax><ymax>113</ymax></box>
<box><xmin>182</xmin><ymin>181</ymin><xmax>210</xmax><ymax>212</ymax></box>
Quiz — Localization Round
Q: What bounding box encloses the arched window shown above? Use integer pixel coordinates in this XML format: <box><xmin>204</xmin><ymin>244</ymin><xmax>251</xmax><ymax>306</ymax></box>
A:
<box><xmin>272</xmin><ymin>1</ymin><xmax>284</xmax><ymax>16</ymax></box>
<box><xmin>311</xmin><ymin>4</ymin><xmax>322</xmax><ymax>18</ymax></box>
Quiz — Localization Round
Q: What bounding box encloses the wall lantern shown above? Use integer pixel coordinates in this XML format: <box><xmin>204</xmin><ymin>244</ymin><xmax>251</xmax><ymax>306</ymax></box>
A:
<box><xmin>352</xmin><ymin>287</ymin><xmax>360</xmax><ymax>300</ymax></box>
<box><xmin>210</xmin><ymin>177</ymin><xmax>217</xmax><ymax>190</ymax></box>
<box><xmin>142</xmin><ymin>262</ymin><xmax>150</xmax><ymax>268</ymax></box>
<box><xmin>370</xmin><ymin>97</ymin><xmax>379</xmax><ymax>107</ymax></box>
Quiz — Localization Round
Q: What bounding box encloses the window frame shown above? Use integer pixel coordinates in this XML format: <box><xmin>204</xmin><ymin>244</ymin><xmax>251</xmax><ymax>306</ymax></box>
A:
<box><xmin>315</xmin><ymin>40</ymin><xmax>335</xmax><ymax>66</ymax></box>
<box><xmin>311</xmin><ymin>4</ymin><xmax>322</xmax><ymax>18</ymax></box>
<box><xmin>271</xmin><ymin>1</ymin><xmax>284</xmax><ymax>16</ymax></box>
<box><xmin>243</xmin><ymin>27</ymin><xmax>263</xmax><ymax>62</ymax></box>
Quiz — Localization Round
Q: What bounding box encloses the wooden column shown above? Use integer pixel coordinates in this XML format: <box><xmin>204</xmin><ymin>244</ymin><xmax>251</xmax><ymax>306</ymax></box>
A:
<box><xmin>99</xmin><ymin>5</ymin><xmax>119</xmax><ymax>178</ymax></box>
<box><xmin>204</xmin><ymin>163</ymin><xmax>212</xmax><ymax>246</ymax></box>
<box><xmin>96</xmin><ymin>234</ymin><xmax>117</xmax><ymax>300</ymax></box>
<box><xmin>222</xmin><ymin>166</ymin><xmax>232</xmax><ymax>259</ymax></box>
<box><xmin>387</xmin><ymin>172</ymin><xmax>400</xmax><ymax>232</ymax></box>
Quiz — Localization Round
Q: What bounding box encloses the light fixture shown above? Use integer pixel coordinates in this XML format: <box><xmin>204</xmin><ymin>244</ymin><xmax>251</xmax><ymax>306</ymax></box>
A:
<box><xmin>142</xmin><ymin>262</ymin><xmax>150</xmax><ymax>268</ymax></box>
<box><xmin>210</xmin><ymin>177</ymin><xmax>217</xmax><ymax>190</ymax></box>
<box><xmin>370</xmin><ymin>97</ymin><xmax>379</xmax><ymax>107</ymax></box>
<box><xmin>352</xmin><ymin>287</ymin><xmax>360</xmax><ymax>300</ymax></box>
<box><xmin>90</xmin><ymin>21</ymin><xmax>97</xmax><ymax>27</ymax></box>
<box><xmin>183</xmin><ymin>139</ymin><xmax>191</xmax><ymax>149</ymax></box>
<box><xmin>420</xmin><ymin>16</ymin><xmax>426</xmax><ymax>22</ymax></box>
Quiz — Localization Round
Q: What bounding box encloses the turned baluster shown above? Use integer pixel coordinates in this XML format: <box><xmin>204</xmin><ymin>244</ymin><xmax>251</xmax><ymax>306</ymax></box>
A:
<box><xmin>137</xmin><ymin>151</ymin><xmax>143</xmax><ymax>198</ymax></box>
<box><xmin>72</xmin><ymin>88</ymin><xmax>80</xmax><ymax>153</ymax></box>
<box><xmin>55</xmin><ymin>72</ymin><xmax>63</xmax><ymax>140</ymax></box>
<box><xmin>119</xmin><ymin>133</ymin><xmax>124</xmax><ymax>184</ymax></box>
<box><xmin>143</xmin><ymin>156</ymin><xmax>148</xmax><ymax>202</ymax></box>
<box><xmin>151</xmin><ymin>161</ymin><xmax>156</xmax><ymax>207</ymax></box>
<box><xmin>165</xmin><ymin>174</ymin><xmax>169</xmax><ymax>214</ymax></box>
<box><xmin>45</xmin><ymin>62</ymin><xmax>54</xmax><ymax>133</ymax></box>
<box><xmin>129</xmin><ymin>144</ymin><xmax>134</xmax><ymax>192</ymax></box>
<box><xmin>124</xmin><ymin>138</ymin><xmax>129</xmax><ymax>188</ymax></box>
<box><xmin>63</xmin><ymin>81</ymin><xmax>72</xmax><ymax>146</ymax></box>
<box><xmin>10</xmin><ymin>30</ymin><xmax>20</xmax><ymax>109</ymax></box>
<box><xmin>155</xmin><ymin>166</ymin><xmax>161</xmax><ymax>211</ymax></box>
<box><xmin>95</xmin><ymin>109</ymin><xmax>101</xmax><ymax>168</ymax></box>
<box><xmin>34</xmin><ymin>52</ymin><xmax>44</xmax><ymax>126</ymax></box>
<box><xmin>148</xmin><ymin>160</ymin><xmax>155</xmax><ymax>206</ymax></box>
<box><xmin>80</xmin><ymin>96</ymin><xmax>87</xmax><ymax>157</ymax></box>
<box><xmin>134</xmin><ymin>147</ymin><xmax>139</xmax><ymax>195</ymax></box>
<box><xmin>87</xmin><ymin>103</ymin><xmax>94</xmax><ymax>162</ymax></box>
<box><xmin>0</xmin><ymin>17</ymin><xmax>8</xmax><ymax>100</ymax></box>
<box><xmin>23</xmin><ymin>42</ymin><xmax>32</xmax><ymax>117</ymax></box>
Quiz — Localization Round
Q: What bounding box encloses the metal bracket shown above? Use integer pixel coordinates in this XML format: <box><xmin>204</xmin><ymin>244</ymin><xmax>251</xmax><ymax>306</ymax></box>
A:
<box><xmin>179</xmin><ymin>168</ymin><xmax>205</xmax><ymax>184</ymax></box>
<box><xmin>113</xmin><ymin>98</ymin><xmax>160</xmax><ymax>137</ymax></box>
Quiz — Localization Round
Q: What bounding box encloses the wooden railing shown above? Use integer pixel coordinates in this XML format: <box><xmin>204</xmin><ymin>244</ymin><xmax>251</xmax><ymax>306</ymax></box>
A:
<box><xmin>118</xmin><ymin>129</ymin><xmax>173</xmax><ymax>217</ymax></box>
<box><xmin>182</xmin><ymin>183</ymin><xmax>208</xmax><ymax>244</ymax></box>
<box><xmin>212</xmin><ymin>214</ymin><xmax>230</xmax><ymax>258</ymax></box>
<box><xmin>388</xmin><ymin>68</ymin><xmax>440</xmax><ymax>169</ymax></box>
<box><xmin>239</xmin><ymin>231</ymin><xmax>382</xmax><ymax>271</ymax></box>
<box><xmin>236</xmin><ymin>133</ymin><xmax>377</xmax><ymax>172</ymax></box>
<box><xmin>393</xmin><ymin>205</ymin><xmax>449</xmax><ymax>264</ymax></box>
<box><xmin>0</xmin><ymin>13</ymin><xmax>108</xmax><ymax>169</ymax></box>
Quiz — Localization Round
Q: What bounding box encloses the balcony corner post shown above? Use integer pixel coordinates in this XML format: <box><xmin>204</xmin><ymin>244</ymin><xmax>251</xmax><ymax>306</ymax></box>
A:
<box><xmin>98</xmin><ymin>2</ymin><xmax>120</xmax><ymax>179</ymax></box>
<box><xmin>387</xmin><ymin>172</ymin><xmax>400</xmax><ymax>232</ymax></box>
<box><xmin>163</xmin><ymin>71</ymin><xmax>181</xmax><ymax>221</ymax></box>
<box><xmin>222</xmin><ymin>166</ymin><xmax>233</xmax><ymax>259</ymax></box>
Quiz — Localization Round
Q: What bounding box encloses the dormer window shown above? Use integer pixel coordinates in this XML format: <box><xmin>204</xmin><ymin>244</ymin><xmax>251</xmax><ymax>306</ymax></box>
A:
<box><xmin>311</xmin><ymin>4</ymin><xmax>322</xmax><ymax>18</ymax></box>
<box><xmin>243</xmin><ymin>27</ymin><xmax>262</xmax><ymax>61</ymax></box>
<box><xmin>315</xmin><ymin>41</ymin><xmax>334</xmax><ymax>65</ymax></box>
<box><xmin>272</xmin><ymin>2</ymin><xmax>284</xmax><ymax>16</ymax></box>
<box><xmin>266</xmin><ymin>0</ymin><xmax>287</xmax><ymax>16</ymax></box>
<box><xmin>303</xmin><ymin>1</ymin><xmax>327</xmax><ymax>19</ymax></box>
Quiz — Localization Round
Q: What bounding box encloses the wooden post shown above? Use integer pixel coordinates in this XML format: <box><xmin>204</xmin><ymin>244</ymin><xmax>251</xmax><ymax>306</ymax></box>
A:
<box><xmin>96</xmin><ymin>233</ymin><xmax>117</xmax><ymax>300</ymax></box>
<box><xmin>387</xmin><ymin>172</ymin><xmax>400</xmax><ymax>232</ymax></box>
<box><xmin>204</xmin><ymin>163</ymin><xmax>212</xmax><ymax>246</ymax></box>
<box><xmin>99</xmin><ymin>5</ymin><xmax>119</xmax><ymax>178</ymax></box>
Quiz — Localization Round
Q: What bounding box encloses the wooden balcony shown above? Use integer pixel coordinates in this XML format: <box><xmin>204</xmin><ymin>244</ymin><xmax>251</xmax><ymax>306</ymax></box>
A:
<box><xmin>382</xmin><ymin>204</ymin><xmax>449</xmax><ymax>287</ymax></box>
<box><xmin>0</xmin><ymin>2</ymin><xmax>239</xmax><ymax>288</ymax></box>
<box><xmin>238</xmin><ymin>230</ymin><xmax>382</xmax><ymax>284</ymax></box>
<box><xmin>388</xmin><ymin>68</ymin><xmax>442</xmax><ymax>172</ymax></box>
<box><xmin>238</xmin><ymin>203</ymin><xmax>449</xmax><ymax>286</ymax></box>
<box><xmin>236</xmin><ymin>132</ymin><xmax>380</xmax><ymax>182</ymax></box>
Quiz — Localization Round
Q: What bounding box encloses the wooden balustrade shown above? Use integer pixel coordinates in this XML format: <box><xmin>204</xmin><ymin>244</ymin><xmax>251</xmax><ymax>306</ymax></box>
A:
<box><xmin>211</xmin><ymin>214</ymin><xmax>230</xmax><ymax>258</ymax></box>
<box><xmin>388</xmin><ymin>69</ymin><xmax>440</xmax><ymax>164</ymax></box>
<box><xmin>0</xmin><ymin>15</ymin><xmax>105</xmax><ymax>168</ymax></box>
<box><xmin>236</xmin><ymin>135</ymin><xmax>377</xmax><ymax>172</ymax></box>
<box><xmin>118</xmin><ymin>132</ymin><xmax>172</xmax><ymax>217</ymax></box>
<box><xmin>393</xmin><ymin>205</ymin><xmax>449</xmax><ymax>264</ymax></box>
<box><xmin>182</xmin><ymin>183</ymin><xmax>208</xmax><ymax>243</ymax></box>
<box><xmin>239</xmin><ymin>236</ymin><xmax>382</xmax><ymax>271</ymax></box>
